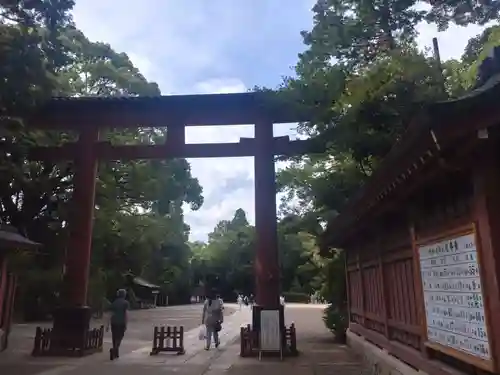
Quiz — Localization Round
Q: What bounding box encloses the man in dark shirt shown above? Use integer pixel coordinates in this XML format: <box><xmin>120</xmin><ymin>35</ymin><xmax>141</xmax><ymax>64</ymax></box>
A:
<box><xmin>107</xmin><ymin>289</ymin><xmax>130</xmax><ymax>360</ymax></box>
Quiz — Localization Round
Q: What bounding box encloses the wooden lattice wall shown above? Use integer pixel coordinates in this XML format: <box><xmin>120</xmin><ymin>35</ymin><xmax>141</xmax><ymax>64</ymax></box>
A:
<box><xmin>344</xmin><ymin>171</ymin><xmax>489</xmax><ymax>374</ymax></box>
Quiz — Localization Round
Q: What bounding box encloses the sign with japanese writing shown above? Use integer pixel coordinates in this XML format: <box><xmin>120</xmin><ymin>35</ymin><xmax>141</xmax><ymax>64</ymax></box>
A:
<box><xmin>418</xmin><ymin>233</ymin><xmax>490</xmax><ymax>359</ymax></box>
<box><xmin>259</xmin><ymin>310</ymin><xmax>281</xmax><ymax>352</ymax></box>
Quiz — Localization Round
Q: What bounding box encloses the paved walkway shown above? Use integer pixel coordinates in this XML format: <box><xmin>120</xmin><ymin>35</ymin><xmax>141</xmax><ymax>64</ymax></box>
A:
<box><xmin>225</xmin><ymin>305</ymin><xmax>367</xmax><ymax>375</ymax></box>
<box><xmin>8</xmin><ymin>303</ymin><xmax>227</xmax><ymax>358</ymax></box>
<box><xmin>0</xmin><ymin>304</ymin><xmax>368</xmax><ymax>375</ymax></box>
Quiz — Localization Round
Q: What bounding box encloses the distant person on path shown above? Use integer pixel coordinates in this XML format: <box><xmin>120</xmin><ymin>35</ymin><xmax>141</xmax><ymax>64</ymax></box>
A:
<box><xmin>217</xmin><ymin>294</ymin><xmax>224</xmax><ymax>311</ymax></box>
<box><xmin>107</xmin><ymin>288</ymin><xmax>130</xmax><ymax>360</ymax></box>
<box><xmin>202</xmin><ymin>289</ymin><xmax>223</xmax><ymax>350</ymax></box>
<box><xmin>237</xmin><ymin>294</ymin><xmax>243</xmax><ymax>310</ymax></box>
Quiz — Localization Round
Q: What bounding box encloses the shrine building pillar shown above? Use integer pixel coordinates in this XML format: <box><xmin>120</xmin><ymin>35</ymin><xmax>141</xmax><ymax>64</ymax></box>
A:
<box><xmin>253</xmin><ymin>119</ymin><xmax>281</xmax><ymax>309</ymax></box>
<box><xmin>472</xmin><ymin>141</ymin><xmax>500</xmax><ymax>370</ymax></box>
<box><xmin>52</xmin><ymin>126</ymin><xmax>99</xmax><ymax>348</ymax></box>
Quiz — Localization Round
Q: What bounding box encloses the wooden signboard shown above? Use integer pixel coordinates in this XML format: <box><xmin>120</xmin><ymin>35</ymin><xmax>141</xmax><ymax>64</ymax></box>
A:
<box><xmin>259</xmin><ymin>309</ymin><xmax>282</xmax><ymax>359</ymax></box>
<box><xmin>416</xmin><ymin>227</ymin><xmax>493</xmax><ymax>371</ymax></box>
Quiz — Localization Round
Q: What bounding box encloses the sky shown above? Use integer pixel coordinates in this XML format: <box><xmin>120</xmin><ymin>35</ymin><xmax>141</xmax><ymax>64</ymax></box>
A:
<box><xmin>72</xmin><ymin>1</ymin><xmax>488</xmax><ymax>241</ymax></box>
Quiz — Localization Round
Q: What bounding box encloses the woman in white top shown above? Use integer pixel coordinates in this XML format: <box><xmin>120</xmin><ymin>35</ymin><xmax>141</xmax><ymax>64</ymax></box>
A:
<box><xmin>202</xmin><ymin>290</ymin><xmax>223</xmax><ymax>350</ymax></box>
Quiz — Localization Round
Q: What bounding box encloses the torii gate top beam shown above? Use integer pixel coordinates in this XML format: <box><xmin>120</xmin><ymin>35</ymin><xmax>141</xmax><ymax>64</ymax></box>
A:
<box><xmin>24</xmin><ymin>91</ymin><xmax>310</xmax><ymax>129</ymax></box>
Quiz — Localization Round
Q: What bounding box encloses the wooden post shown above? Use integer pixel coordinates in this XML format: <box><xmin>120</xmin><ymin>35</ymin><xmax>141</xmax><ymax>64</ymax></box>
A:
<box><xmin>344</xmin><ymin>251</ymin><xmax>352</xmax><ymax>325</ymax></box>
<box><xmin>472</xmin><ymin>144</ymin><xmax>500</xmax><ymax>371</ymax></box>
<box><xmin>64</xmin><ymin>127</ymin><xmax>99</xmax><ymax>306</ymax></box>
<box><xmin>254</xmin><ymin>120</ymin><xmax>280</xmax><ymax>308</ymax></box>
<box><xmin>409</xmin><ymin>225</ymin><xmax>429</xmax><ymax>357</ymax></box>
<box><xmin>357</xmin><ymin>253</ymin><xmax>366</xmax><ymax>325</ymax></box>
<box><xmin>167</xmin><ymin>123</ymin><xmax>185</xmax><ymax>149</ymax></box>
<box><xmin>377</xmin><ymin>242</ymin><xmax>390</xmax><ymax>339</ymax></box>
<box><xmin>1</xmin><ymin>272</ymin><xmax>16</xmax><ymax>351</ymax></box>
<box><xmin>432</xmin><ymin>37</ymin><xmax>446</xmax><ymax>97</ymax></box>
<box><xmin>0</xmin><ymin>257</ymin><xmax>7</xmax><ymax>330</ymax></box>
<box><xmin>179</xmin><ymin>326</ymin><xmax>184</xmax><ymax>353</ymax></box>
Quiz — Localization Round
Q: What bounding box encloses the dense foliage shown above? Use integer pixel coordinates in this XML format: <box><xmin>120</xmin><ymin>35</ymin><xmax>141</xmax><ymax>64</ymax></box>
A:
<box><xmin>189</xmin><ymin>208</ymin><xmax>326</xmax><ymax>301</ymax></box>
<box><xmin>1</xmin><ymin>1</ymin><xmax>203</xmax><ymax>319</ymax></box>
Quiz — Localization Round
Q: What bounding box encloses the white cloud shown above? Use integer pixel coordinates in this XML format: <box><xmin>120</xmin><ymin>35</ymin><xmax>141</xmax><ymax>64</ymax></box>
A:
<box><xmin>193</xmin><ymin>79</ymin><xmax>246</xmax><ymax>95</ymax></box>
<box><xmin>182</xmin><ymin>78</ymin><xmax>253</xmax><ymax>238</ymax></box>
<box><xmin>127</xmin><ymin>52</ymin><xmax>154</xmax><ymax>80</ymax></box>
<box><xmin>72</xmin><ymin>1</ymin><xmax>489</xmax><ymax>241</ymax></box>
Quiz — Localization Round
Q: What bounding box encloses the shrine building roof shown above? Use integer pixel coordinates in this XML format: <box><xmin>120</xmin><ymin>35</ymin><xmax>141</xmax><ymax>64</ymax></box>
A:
<box><xmin>0</xmin><ymin>225</ymin><xmax>40</xmax><ymax>251</ymax></box>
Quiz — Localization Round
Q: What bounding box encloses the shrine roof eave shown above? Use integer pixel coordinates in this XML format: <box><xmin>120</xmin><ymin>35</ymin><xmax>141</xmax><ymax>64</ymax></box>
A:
<box><xmin>0</xmin><ymin>226</ymin><xmax>41</xmax><ymax>251</ymax></box>
<box><xmin>320</xmin><ymin>75</ymin><xmax>500</xmax><ymax>253</ymax></box>
<box><xmin>23</xmin><ymin>91</ymin><xmax>312</xmax><ymax>129</ymax></box>
<box><xmin>132</xmin><ymin>277</ymin><xmax>160</xmax><ymax>290</ymax></box>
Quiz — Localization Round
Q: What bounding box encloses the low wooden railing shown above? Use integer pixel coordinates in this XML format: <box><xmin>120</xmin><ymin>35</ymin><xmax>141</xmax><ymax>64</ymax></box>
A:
<box><xmin>32</xmin><ymin>325</ymin><xmax>104</xmax><ymax>357</ymax></box>
<box><xmin>150</xmin><ymin>325</ymin><xmax>185</xmax><ymax>355</ymax></box>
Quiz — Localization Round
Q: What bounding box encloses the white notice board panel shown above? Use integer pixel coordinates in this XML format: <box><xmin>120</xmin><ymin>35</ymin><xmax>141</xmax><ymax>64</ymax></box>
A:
<box><xmin>259</xmin><ymin>310</ymin><xmax>281</xmax><ymax>352</ymax></box>
<box><xmin>418</xmin><ymin>232</ymin><xmax>490</xmax><ymax>360</ymax></box>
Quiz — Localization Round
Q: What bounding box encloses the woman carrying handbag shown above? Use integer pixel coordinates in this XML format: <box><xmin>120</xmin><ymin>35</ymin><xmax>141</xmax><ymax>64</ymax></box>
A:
<box><xmin>201</xmin><ymin>289</ymin><xmax>223</xmax><ymax>350</ymax></box>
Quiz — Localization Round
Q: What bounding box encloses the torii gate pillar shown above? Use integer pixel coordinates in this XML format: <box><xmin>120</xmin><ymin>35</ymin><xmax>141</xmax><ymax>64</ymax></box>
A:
<box><xmin>252</xmin><ymin>120</ymin><xmax>283</xmax><ymax>334</ymax></box>
<box><xmin>51</xmin><ymin>127</ymin><xmax>99</xmax><ymax>350</ymax></box>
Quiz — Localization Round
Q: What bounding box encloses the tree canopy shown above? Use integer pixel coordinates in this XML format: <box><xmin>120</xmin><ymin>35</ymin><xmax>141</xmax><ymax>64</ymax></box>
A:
<box><xmin>277</xmin><ymin>0</ymin><xmax>500</xmax><ymax>224</ymax></box>
<box><xmin>1</xmin><ymin>1</ymin><xmax>203</xmax><ymax>318</ymax></box>
<box><xmin>189</xmin><ymin>208</ymin><xmax>325</xmax><ymax>301</ymax></box>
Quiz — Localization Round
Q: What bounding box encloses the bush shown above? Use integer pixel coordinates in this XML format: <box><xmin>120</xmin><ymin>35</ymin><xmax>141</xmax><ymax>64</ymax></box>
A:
<box><xmin>282</xmin><ymin>292</ymin><xmax>310</xmax><ymax>303</ymax></box>
<box><xmin>323</xmin><ymin>304</ymin><xmax>348</xmax><ymax>343</ymax></box>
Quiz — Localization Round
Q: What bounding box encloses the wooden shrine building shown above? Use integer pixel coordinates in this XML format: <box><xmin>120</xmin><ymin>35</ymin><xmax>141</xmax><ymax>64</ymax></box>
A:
<box><xmin>128</xmin><ymin>276</ymin><xmax>161</xmax><ymax>308</ymax></box>
<box><xmin>322</xmin><ymin>62</ymin><xmax>500</xmax><ymax>374</ymax></box>
<box><xmin>0</xmin><ymin>225</ymin><xmax>40</xmax><ymax>352</ymax></box>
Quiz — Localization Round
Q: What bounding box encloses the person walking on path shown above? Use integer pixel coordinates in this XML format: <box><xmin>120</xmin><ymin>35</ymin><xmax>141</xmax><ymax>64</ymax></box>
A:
<box><xmin>217</xmin><ymin>294</ymin><xmax>224</xmax><ymax>311</ymax></box>
<box><xmin>107</xmin><ymin>288</ymin><xmax>130</xmax><ymax>360</ymax></box>
<box><xmin>201</xmin><ymin>289</ymin><xmax>223</xmax><ymax>350</ymax></box>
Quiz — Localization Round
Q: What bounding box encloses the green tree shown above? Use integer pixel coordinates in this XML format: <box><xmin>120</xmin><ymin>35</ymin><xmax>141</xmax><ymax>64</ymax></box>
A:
<box><xmin>300</xmin><ymin>0</ymin><xmax>424</xmax><ymax>71</ymax></box>
<box><xmin>0</xmin><ymin>0</ymin><xmax>78</xmax><ymax>320</ymax></box>
<box><xmin>189</xmin><ymin>209</ymin><xmax>325</xmax><ymax>300</ymax></box>
<box><xmin>462</xmin><ymin>25</ymin><xmax>500</xmax><ymax>64</ymax></box>
<box><xmin>55</xmin><ymin>29</ymin><xmax>204</xmax><ymax>307</ymax></box>
<box><xmin>425</xmin><ymin>1</ymin><xmax>500</xmax><ymax>30</ymax></box>
<box><xmin>1</xmin><ymin>18</ymin><xmax>204</xmax><ymax>317</ymax></box>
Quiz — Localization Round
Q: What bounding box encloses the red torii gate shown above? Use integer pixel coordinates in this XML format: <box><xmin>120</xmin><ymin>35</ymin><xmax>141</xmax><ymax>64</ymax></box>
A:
<box><xmin>25</xmin><ymin>92</ymin><xmax>311</xmax><ymax>355</ymax></box>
